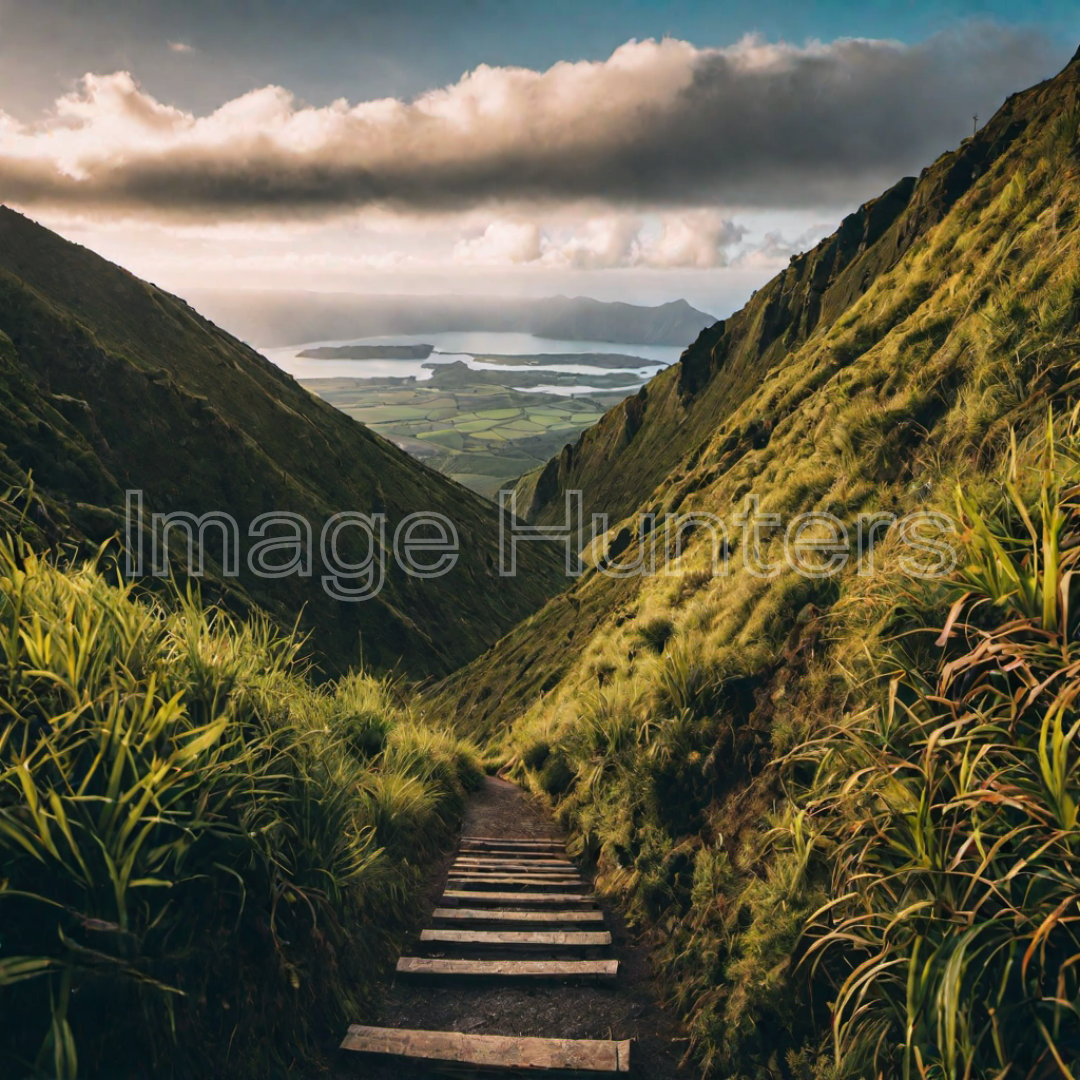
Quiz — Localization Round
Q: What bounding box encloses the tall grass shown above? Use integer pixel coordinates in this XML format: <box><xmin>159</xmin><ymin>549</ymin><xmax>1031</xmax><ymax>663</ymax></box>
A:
<box><xmin>798</xmin><ymin>422</ymin><xmax>1080</xmax><ymax>1079</ymax></box>
<box><xmin>0</xmin><ymin>534</ymin><xmax>482</xmax><ymax>1078</ymax></box>
<box><xmin>507</xmin><ymin>422</ymin><xmax>1080</xmax><ymax>1078</ymax></box>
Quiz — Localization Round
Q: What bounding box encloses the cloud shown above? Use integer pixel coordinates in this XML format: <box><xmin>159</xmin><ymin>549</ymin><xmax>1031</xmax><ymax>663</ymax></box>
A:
<box><xmin>453</xmin><ymin>211</ymin><xmax>747</xmax><ymax>269</ymax></box>
<box><xmin>0</xmin><ymin>27</ymin><xmax>1058</xmax><ymax>219</ymax></box>
<box><xmin>645</xmin><ymin>212</ymin><xmax>748</xmax><ymax>269</ymax></box>
<box><xmin>735</xmin><ymin>223</ymin><xmax>835</xmax><ymax>269</ymax></box>
<box><xmin>548</xmin><ymin>216</ymin><xmax>644</xmax><ymax>270</ymax></box>
<box><xmin>454</xmin><ymin>219</ymin><xmax>543</xmax><ymax>265</ymax></box>
<box><xmin>168</xmin><ymin>42</ymin><xmax>195</xmax><ymax>54</ymax></box>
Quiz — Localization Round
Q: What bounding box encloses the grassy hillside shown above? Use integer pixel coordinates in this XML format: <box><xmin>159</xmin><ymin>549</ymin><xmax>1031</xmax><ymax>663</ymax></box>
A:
<box><xmin>0</xmin><ymin>528</ymin><xmax>482</xmax><ymax>1078</ymax></box>
<box><xmin>0</xmin><ymin>208</ymin><xmax>564</xmax><ymax>678</ymax></box>
<box><xmin>513</xmin><ymin>82</ymin><xmax>1034</xmax><ymax>529</ymax></box>
<box><xmin>443</xmin><ymin>49</ymin><xmax>1080</xmax><ymax>1077</ymax></box>
<box><xmin>447</xmin><ymin>49</ymin><xmax>1080</xmax><ymax>732</ymax></box>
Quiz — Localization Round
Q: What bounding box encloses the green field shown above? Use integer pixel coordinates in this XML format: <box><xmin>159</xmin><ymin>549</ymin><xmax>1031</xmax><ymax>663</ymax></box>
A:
<box><xmin>301</xmin><ymin>377</ymin><xmax>629</xmax><ymax>497</ymax></box>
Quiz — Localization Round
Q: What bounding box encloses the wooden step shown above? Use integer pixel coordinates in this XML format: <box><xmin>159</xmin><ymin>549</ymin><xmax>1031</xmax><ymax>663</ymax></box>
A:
<box><xmin>461</xmin><ymin>838</ymin><xmax>566</xmax><ymax>851</ymax></box>
<box><xmin>455</xmin><ymin>856</ymin><xmax>575</xmax><ymax>869</ymax></box>
<box><xmin>421</xmin><ymin>928</ymin><xmax>612</xmax><ymax>948</ymax></box>
<box><xmin>442</xmin><ymin>890</ymin><xmax>597</xmax><ymax>907</ymax></box>
<box><xmin>396</xmin><ymin>957</ymin><xmax>619</xmax><ymax>982</ymax></box>
<box><xmin>432</xmin><ymin>907</ymin><xmax>606</xmax><ymax>925</ymax></box>
<box><xmin>460</xmin><ymin>838</ymin><xmax>565</xmax><ymax>846</ymax></box>
<box><xmin>451</xmin><ymin>868</ymin><xmax>578</xmax><ymax>876</ymax></box>
<box><xmin>455</xmin><ymin>855</ymin><xmax>573</xmax><ymax>864</ymax></box>
<box><xmin>446</xmin><ymin>875</ymin><xmax>586</xmax><ymax>891</ymax></box>
<box><xmin>452</xmin><ymin>868</ymin><xmax>577</xmax><ymax>877</ymax></box>
<box><xmin>451</xmin><ymin>864</ymin><xmax>579</xmax><ymax>878</ymax></box>
<box><xmin>461</xmin><ymin>835</ymin><xmax>564</xmax><ymax>844</ymax></box>
<box><xmin>341</xmin><ymin>1025</ymin><xmax>631</xmax><ymax>1073</ymax></box>
<box><xmin>457</xmin><ymin>851</ymin><xmax>570</xmax><ymax>859</ymax></box>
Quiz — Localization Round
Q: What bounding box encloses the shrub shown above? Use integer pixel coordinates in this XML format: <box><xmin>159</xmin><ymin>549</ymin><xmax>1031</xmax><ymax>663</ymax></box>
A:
<box><xmin>635</xmin><ymin>615</ymin><xmax>675</xmax><ymax>655</ymax></box>
<box><xmin>538</xmin><ymin>751</ymin><xmax>575</xmax><ymax>797</ymax></box>
<box><xmin>520</xmin><ymin>738</ymin><xmax>552</xmax><ymax>770</ymax></box>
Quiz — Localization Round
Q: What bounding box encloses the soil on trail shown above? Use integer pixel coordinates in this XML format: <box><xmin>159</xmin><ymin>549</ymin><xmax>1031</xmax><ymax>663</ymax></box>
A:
<box><xmin>337</xmin><ymin>776</ymin><xmax>689</xmax><ymax>1078</ymax></box>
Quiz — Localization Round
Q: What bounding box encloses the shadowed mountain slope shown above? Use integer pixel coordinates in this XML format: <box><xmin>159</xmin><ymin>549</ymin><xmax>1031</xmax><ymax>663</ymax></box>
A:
<box><xmin>0</xmin><ymin>208</ymin><xmax>564</xmax><ymax>676</ymax></box>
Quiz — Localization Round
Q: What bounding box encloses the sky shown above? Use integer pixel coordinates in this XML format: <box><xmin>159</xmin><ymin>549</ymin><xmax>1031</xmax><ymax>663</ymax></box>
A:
<box><xmin>0</xmin><ymin>1</ymin><xmax>1076</xmax><ymax>318</ymax></box>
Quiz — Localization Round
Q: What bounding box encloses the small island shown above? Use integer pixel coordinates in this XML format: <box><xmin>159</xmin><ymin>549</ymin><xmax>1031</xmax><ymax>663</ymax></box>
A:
<box><xmin>298</xmin><ymin>343</ymin><xmax>435</xmax><ymax>360</ymax></box>
<box><xmin>471</xmin><ymin>352</ymin><xmax>663</xmax><ymax>369</ymax></box>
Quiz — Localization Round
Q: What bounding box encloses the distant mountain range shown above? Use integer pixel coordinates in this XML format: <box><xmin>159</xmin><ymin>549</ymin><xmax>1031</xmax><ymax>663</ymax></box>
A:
<box><xmin>186</xmin><ymin>290</ymin><xmax>716</xmax><ymax>348</ymax></box>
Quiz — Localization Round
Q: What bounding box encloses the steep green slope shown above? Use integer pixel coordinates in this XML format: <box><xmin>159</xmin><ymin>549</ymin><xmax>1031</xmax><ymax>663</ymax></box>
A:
<box><xmin>515</xmin><ymin>95</ymin><xmax>1029</xmax><ymax>527</ymax></box>
<box><xmin>0</xmin><ymin>208</ymin><xmax>564</xmax><ymax>676</ymax></box>
<box><xmin>451</xmin><ymin>51</ymin><xmax>1076</xmax><ymax>731</ymax></box>
<box><xmin>0</xmin><ymin>329</ymin><xmax>121</xmax><ymax>542</ymax></box>
<box><xmin>443</xmin><ymin>49</ymin><xmax>1080</xmax><ymax>1077</ymax></box>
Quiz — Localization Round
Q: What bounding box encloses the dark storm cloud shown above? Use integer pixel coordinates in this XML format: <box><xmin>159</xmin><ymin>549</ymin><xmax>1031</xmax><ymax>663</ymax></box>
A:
<box><xmin>0</xmin><ymin>27</ymin><xmax>1061</xmax><ymax>218</ymax></box>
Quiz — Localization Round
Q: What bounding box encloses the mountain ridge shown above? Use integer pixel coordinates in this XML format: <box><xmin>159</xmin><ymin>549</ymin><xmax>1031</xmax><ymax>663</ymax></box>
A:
<box><xmin>0</xmin><ymin>207</ymin><xmax>565</xmax><ymax>677</ymax></box>
<box><xmin>512</xmin><ymin>53</ymin><xmax>1080</xmax><ymax>530</ymax></box>
<box><xmin>446</xmin><ymin>42</ymin><xmax>1080</xmax><ymax>731</ymax></box>
<box><xmin>435</xmin><ymin>45</ymin><xmax>1080</xmax><ymax>1076</ymax></box>
<box><xmin>187</xmin><ymin>289</ymin><xmax>716</xmax><ymax>348</ymax></box>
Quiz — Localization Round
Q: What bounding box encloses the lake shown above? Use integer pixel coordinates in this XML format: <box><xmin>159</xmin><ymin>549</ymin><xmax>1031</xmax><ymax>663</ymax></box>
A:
<box><xmin>262</xmin><ymin>331</ymin><xmax>682</xmax><ymax>393</ymax></box>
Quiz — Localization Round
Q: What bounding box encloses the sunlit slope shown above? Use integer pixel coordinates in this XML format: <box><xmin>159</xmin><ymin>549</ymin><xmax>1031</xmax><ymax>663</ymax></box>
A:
<box><xmin>449</xmin><ymin>50</ymin><xmax>1080</xmax><ymax>733</ymax></box>
<box><xmin>440</xmin><ymin>46</ymin><xmax>1080</xmax><ymax>1077</ymax></box>
<box><xmin>0</xmin><ymin>208</ymin><xmax>564</xmax><ymax>676</ymax></box>
<box><xmin>514</xmin><ymin>67</ymin><xmax>1058</xmax><ymax>529</ymax></box>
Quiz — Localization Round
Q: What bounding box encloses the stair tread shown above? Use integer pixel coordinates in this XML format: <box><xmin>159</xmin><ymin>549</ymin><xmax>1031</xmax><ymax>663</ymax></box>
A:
<box><xmin>421</xmin><ymin>928</ymin><xmax>611</xmax><ymax>947</ymax></box>
<box><xmin>432</xmin><ymin>907</ymin><xmax>605</xmax><ymax>924</ymax></box>
<box><xmin>455</xmin><ymin>858</ymin><xmax>575</xmax><ymax>867</ymax></box>
<box><xmin>447</xmin><ymin>875</ymin><xmax>584</xmax><ymax>889</ymax></box>
<box><xmin>340</xmin><ymin>1025</ymin><xmax>630</xmax><ymax>1072</ymax></box>
<box><xmin>455</xmin><ymin>856</ymin><xmax>575</xmax><ymax>867</ymax></box>
<box><xmin>442</xmin><ymin>890</ymin><xmax>596</xmax><ymax>905</ymax></box>
<box><xmin>461</xmin><ymin>840</ymin><xmax>566</xmax><ymax>851</ymax></box>
<box><xmin>461</xmin><ymin>835</ymin><xmax>565</xmax><ymax>845</ymax></box>
<box><xmin>452</xmin><ymin>868</ymin><xmax>577</xmax><ymax>878</ymax></box>
<box><xmin>396</xmin><ymin>957</ymin><xmax>619</xmax><ymax>979</ymax></box>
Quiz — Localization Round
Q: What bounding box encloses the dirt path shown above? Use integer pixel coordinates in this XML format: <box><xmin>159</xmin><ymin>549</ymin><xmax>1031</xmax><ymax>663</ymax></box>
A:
<box><xmin>337</xmin><ymin>776</ymin><xmax>689</xmax><ymax>1077</ymax></box>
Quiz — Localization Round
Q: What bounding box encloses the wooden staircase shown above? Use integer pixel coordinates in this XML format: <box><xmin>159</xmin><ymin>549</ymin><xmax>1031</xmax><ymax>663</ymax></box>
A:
<box><xmin>340</xmin><ymin>834</ymin><xmax>631</xmax><ymax>1074</ymax></box>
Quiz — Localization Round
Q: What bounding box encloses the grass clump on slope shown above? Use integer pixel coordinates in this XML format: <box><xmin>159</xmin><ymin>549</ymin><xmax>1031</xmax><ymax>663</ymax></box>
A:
<box><xmin>0</xmin><ymin>533</ymin><xmax>481</xmax><ymax>1079</ymax></box>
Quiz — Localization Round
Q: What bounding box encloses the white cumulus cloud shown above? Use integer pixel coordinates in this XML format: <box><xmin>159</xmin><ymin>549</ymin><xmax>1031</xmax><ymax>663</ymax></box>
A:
<box><xmin>452</xmin><ymin>211</ymin><xmax>749</xmax><ymax>270</ymax></box>
<box><xmin>0</xmin><ymin>27</ymin><xmax>1057</xmax><ymax>219</ymax></box>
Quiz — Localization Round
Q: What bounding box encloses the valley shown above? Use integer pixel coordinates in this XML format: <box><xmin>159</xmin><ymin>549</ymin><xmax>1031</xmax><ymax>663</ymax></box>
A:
<box><xmin>4</xmin><ymin>29</ymin><xmax>1080</xmax><ymax>1080</ymax></box>
<box><xmin>263</xmin><ymin>330</ymin><xmax>681</xmax><ymax>496</ymax></box>
<box><xmin>301</xmin><ymin>378</ymin><xmax>617</xmax><ymax>498</ymax></box>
